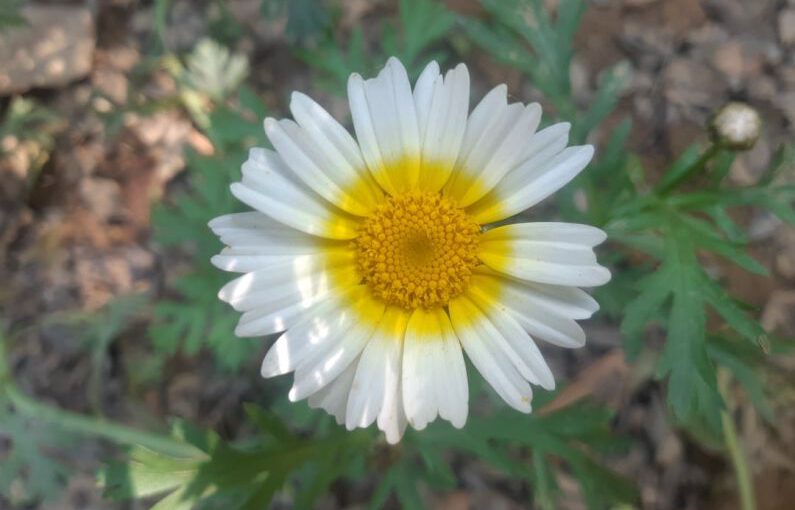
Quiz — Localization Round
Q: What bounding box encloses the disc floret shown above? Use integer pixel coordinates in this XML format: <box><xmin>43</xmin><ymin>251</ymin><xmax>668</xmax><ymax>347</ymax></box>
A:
<box><xmin>355</xmin><ymin>192</ymin><xmax>481</xmax><ymax>309</ymax></box>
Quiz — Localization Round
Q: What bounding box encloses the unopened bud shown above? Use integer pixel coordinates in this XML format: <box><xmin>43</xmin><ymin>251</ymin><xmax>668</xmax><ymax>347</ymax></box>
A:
<box><xmin>709</xmin><ymin>102</ymin><xmax>762</xmax><ymax>151</ymax></box>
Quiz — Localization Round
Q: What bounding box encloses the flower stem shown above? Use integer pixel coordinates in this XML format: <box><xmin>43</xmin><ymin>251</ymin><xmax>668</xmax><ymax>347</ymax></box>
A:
<box><xmin>0</xmin><ymin>337</ymin><xmax>196</xmax><ymax>458</ymax></box>
<box><xmin>719</xmin><ymin>371</ymin><xmax>756</xmax><ymax>510</ymax></box>
<box><xmin>656</xmin><ymin>143</ymin><xmax>721</xmax><ymax>196</ymax></box>
<box><xmin>5</xmin><ymin>385</ymin><xmax>198</xmax><ymax>457</ymax></box>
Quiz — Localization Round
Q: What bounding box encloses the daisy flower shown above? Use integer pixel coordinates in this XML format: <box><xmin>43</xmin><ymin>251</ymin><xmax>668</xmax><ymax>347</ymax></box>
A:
<box><xmin>210</xmin><ymin>58</ymin><xmax>610</xmax><ymax>443</ymax></box>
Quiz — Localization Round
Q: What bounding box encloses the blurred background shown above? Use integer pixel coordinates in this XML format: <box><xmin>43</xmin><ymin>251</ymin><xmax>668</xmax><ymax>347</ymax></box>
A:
<box><xmin>1</xmin><ymin>0</ymin><xmax>794</xmax><ymax>509</ymax></box>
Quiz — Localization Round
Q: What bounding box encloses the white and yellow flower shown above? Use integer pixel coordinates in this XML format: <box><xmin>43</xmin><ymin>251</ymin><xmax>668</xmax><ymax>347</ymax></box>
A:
<box><xmin>210</xmin><ymin>58</ymin><xmax>610</xmax><ymax>443</ymax></box>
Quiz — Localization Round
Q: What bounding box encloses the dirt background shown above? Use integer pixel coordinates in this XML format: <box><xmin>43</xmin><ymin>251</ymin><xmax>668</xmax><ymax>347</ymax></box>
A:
<box><xmin>1</xmin><ymin>0</ymin><xmax>794</xmax><ymax>509</ymax></box>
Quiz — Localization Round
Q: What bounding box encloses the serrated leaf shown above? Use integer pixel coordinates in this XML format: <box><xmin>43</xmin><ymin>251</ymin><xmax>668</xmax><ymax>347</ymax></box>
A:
<box><xmin>620</xmin><ymin>267</ymin><xmax>672</xmax><ymax>358</ymax></box>
<box><xmin>708</xmin><ymin>339</ymin><xmax>774</xmax><ymax>423</ymax></box>
<box><xmin>700</xmin><ymin>275</ymin><xmax>767</xmax><ymax>346</ymax></box>
<box><xmin>100</xmin><ymin>410</ymin><xmax>364</xmax><ymax>510</ymax></box>
<box><xmin>180</xmin><ymin>39</ymin><xmax>249</xmax><ymax>101</ymax></box>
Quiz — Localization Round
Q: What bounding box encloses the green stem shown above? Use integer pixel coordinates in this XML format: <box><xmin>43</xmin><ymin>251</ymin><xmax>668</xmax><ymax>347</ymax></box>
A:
<box><xmin>1</xmin><ymin>328</ymin><xmax>194</xmax><ymax>458</ymax></box>
<box><xmin>4</xmin><ymin>385</ymin><xmax>197</xmax><ymax>458</ymax></box>
<box><xmin>656</xmin><ymin>143</ymin><xmax>721</xmax><ymax>196</ymax></box>
<box><xmin>719</xmin><ymin>373</ymin><xmax>756</xmax><ymax>510</ymax></box>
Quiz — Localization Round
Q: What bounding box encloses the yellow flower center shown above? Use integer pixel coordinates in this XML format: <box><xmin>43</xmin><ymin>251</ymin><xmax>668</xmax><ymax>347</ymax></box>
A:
<box><xmin>355</xmin><ymin>191</ymin><xmax>481</xmax><ymax>309</ymax></box>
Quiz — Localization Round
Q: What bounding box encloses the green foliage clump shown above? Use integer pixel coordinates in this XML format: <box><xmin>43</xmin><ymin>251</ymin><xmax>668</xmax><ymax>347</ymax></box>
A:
<box><xmin>382</xmin><ymin>398</ymin><xmax>635</xmax><ymax>510</ymax></box>
<box><xmin>149</xmin><ymin>79</ymin><xmax>268</xmax><ymax>370</ymax></box>
<box><xmin>466</xmin><ymin>0</ymin><xmax>794</xmax><ymax>440</ymax></box>
<box><xmin>612</xmin><ymin>146</ymin><xmax>794</xmax><ymax>431</ymax></box>
<box><xmin>0</xmin><ymin>294</ymin><xmax>146</xmax><ymax>505</ymax></box>
<box><xmin>463</xmin><ymin>0</ymin><xmax>626</xmax><ymax>143</ymax></box>
<box><xmin>0</xmin><ymin>0</ymin><xmax>27</xmax><ymax>29</ymax></box>
<box><xmin>0</xmin><ymin>399</ymin><xmax>73</xmax><ymax>505</ymax></box>
<box><xmin>99</xmin><ymin>407</ymin><xmax>369</xmax><ymax>510</ymax></box>
<box><xmin>97</xmin><ymin>395</ymin><xmax>632</xmax><ymax>510</ymax></box>
<box><xmin>297</xmin><ymin>0</ymin><xmax>456</xmax><ymax>93</ymax></box>
<box><xmin>262</xmin><ymin>0</ymin><xmax>332</xmax><ymax>44</ymax></box>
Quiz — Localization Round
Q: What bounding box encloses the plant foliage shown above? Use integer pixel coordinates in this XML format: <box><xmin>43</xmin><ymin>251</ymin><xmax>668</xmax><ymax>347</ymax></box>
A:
<box><xmin>297</xmin><ymin>0</ymin><xmax>456</xmax><ymax>94</ymax></box>
<box><xmin>149</xmin><ymin>82</ymin><xmax>268</xmax><ymax>370</ymax></box>
<box><xmin>462</xmin><ymin>0</ymin><xmax>627</xmax><ymax>143</ymax></box>
<box><xmin>0</xmin><ymin>330</ymin><xmax>74</xmax><ymax>504</ymax></box>
<box><xmin>463</xmin><ymin>0</ymin><xmax>794</xmax><ymax>439</ymax></box>
<box><xmin>99</xmin><ymin>408</ymin><xmax>369</xmax><ymax>510</ymax></box>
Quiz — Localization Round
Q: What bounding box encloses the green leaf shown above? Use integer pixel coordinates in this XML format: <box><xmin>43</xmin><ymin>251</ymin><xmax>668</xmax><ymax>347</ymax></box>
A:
<box><xmin>555</xmin><ymin>0</ymin><xmax>587</xmax><ymax>48</ymax></box>
<box><xmin>153</xmin><ymin>0</ymin><xmax>170</xmax><ymax>48</ymax></box>
<box><xmin>675</xmin><ymin>213</ymin><xmax>767</xmax><ymax>275</ymax></box>
<box><xmin>285</xmin><ymin>0</ymin><xmax>331</xmax><ymax>43</ymax></box>
<box><xmin>99</xmin><ymin>410</ymin><xmax>365</xmax><ymax>510</ymax></box>
<box><xmin>404</xmin><ymin>402</ymin><xmax>636</xmax><ymax>510</ymax></box>
<box><xmin>298</xmin><ymin>0</ymin><xmax>453</xmax><ymax>93</ymax></box>
<box><xmin>707</xmin><ymin>206</ymin><xmax>746</xmax><ymax>243</ymax></box>
<box><xmin>656</xmin><ymin>244</ymin><xmax>721</xmax><ymax>430</ymax></box>
<box><xmin>620</xmin><ymin>267</ymin><xmax>672</xmax><ymax>358</ymax></box>
<box><xmin>655</xmin><ymin>144</ymin><xmax>703</xmax><ymax>193</ymax></box>
<box><xmin>708</xmin><ymin>339</ymin><xmax>774</xmax><ymax>423</ymax></box>
<box><xmin>397</xmin><ymin>0</ymin><xmax>455</xmax><ymax>68</ymax></box>
<box><xmin>0</xmin><ymin>400</ymin><xmax>74</xmax><ymax>504</ymax></box>
<box><xmin>708</xmin><ymin>150</ymin><xmax>736</xmax><ymax>186</ymax></box>
<box><xmin>700</xmin><ymin>275</ymin><xmax>767</xmax><ymax>346</ymax></box>
<box><xmin>243</xmin><ymin>404</ymin><xmax>295</xmax><ymax>444</ymax></box>
<box><xmin>531</xmin><ymin>449</ymin><xmax>558</xmax><ymax>510</ymax></box>
<box><xmin>0</xmin><ymin>0</ymin><xmax>28</xmax><ymax>28</ymax></box>
<box><xmin>575</xmin><ymin>61</ymin><xmax>628</xmax><ymax>142</ymax></box>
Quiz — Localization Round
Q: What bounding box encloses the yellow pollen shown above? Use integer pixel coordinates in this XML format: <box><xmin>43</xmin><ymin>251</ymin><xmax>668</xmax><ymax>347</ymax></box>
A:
<box><xmin>354</xmin><ymin>191</ymin><xmax>481</xmax><ymax>309</ymax></box>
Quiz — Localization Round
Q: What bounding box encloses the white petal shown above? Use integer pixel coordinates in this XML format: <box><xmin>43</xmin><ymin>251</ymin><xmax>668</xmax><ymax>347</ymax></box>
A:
<box><xmin>511</xmin><ymin>305</ymin><xmax>588</xmax><ymax>349</ymax></box>
<box><xmin>211</xmin><ymin>249</ymin><xmax>298</xmax><ymax>273</ymax></box>
<box><xmin>468</xmin><ymin>269</ymin><xmax>593</xmax><ymax>348</ymax></box>
<box><xmin>289</xmin><ymin>92</ymin><xmax>368</xmax><ymax>176</ymax></box>
<box><xmin>456</xmin><ymin>84</ymin><xmax>507</xmax><ymax>164</ymax></box>
<box><xmin>260</xmin><ymin>293</ymin><xmax>350</xmax><ymax>377</ymax></box>
<box><xmin>265</xmin><ymin>118</ymin><xmax>377</xmax><ymax>216</ymax></box>
<box><xmin>471</xmin><ymin>267</ymin><xmax>599</xmax><ymax>320</ymax></box>
<box><xmin>288</xmin><ymin>288</ymin><xmax>386</xmax><ymax>400</ymax></box>
<box><xmin>345</xmin><ymin>308</ymin><xmax>408</xmax><ymax>432</ymax></box>
<box><xmin>402</xmin><ymin>308</ymin><xmax>468</xmax><ymax>430</ymax></box>
<box><xmin>218</xmin><ymin>252</ymin><xmax>358</xmax><ymax>336</ymax></box>
<box><xmin>350</xmin><ymin>58</ymin><xmax>421</xmax><ymax>193</ymax></box>
<box><xmin>307</xmin><ymin>359</ymin><xmax>359</xmax><ymax>425</ymax></box>
<box><xmin>449</xmin><ymin>296</ymin><xmax>533</xmax><ymax>413</ymax></box>
<box><xmin>413</xmin><ymin>61</ymin><xmax>440</xmax><ymax>138</ymax></box>
<box><xmin>232</xmin><ymin>148</ymin><xmax>359</xmax><ymax>239</ymax></box>
<box><xmin>418</xmin><ymin>63</ymin><xmax>470</xmax><ymax>192</ymax></box>
<box><xmin>210</xmin><ymin>213</ymin><xmax>337</xmax><ymax>273</ymax></box>
<box><xmin>483</xmin><ymin>222</ymin><xmax>607</xmax><ymax>247</ymax></box>
<box><xmin>378</xmin><ymin>358</ymin><xmax>407</xmax><ymax>444</ymax></box>
<box><xmin>466</xmin><ymin>290</ymin><xmax>555</xmax><ymax>390</ymax></box>
<box><xmin>517</xmin><ymin>122</ymin><xmax>571</xmax><ymax>165</ymax></box>
<box><xmin>348</xmin><ymin>73</ymin><xmax>386</xmax><ymax>187</ymax></box>
<box><xmin>384</xmin><ymin>57</ymin><xmax>421</xmax><ymax>172</ymax></box>
<box><xmin>209</xmin><ymin>212</ymin><xmax>324</xmax><ymax>257</ymax></box>
<box><xmin>282</xmin><ymin>94</ymin><xmax>387</xmax><ymax>214</ymax></box>
<box><xmin>448</xmin><ymin>103</ymin><xmax>542</xmax><ymax>206</ymax></box>
<box><xmin>469</xmin><ymin>144</ymin><xmax>594</xmax><ymax>224</ymax></box>
<box><xmin>479</xmin><ymin>222</ymin><xmax>611</xmax><ymax>287</ymax></box>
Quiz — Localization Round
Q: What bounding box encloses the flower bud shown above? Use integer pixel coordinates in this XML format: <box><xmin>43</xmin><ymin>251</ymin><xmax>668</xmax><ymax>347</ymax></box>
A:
<box><xmin>709</xmin><ymin>102</ymin><xmax>762</xmax><ymax>151</ymax></box>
